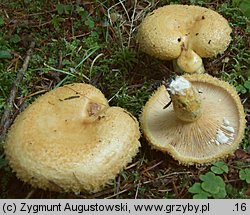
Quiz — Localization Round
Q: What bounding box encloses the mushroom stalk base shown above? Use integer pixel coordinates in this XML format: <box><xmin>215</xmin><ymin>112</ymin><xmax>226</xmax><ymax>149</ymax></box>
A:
<box><xmin>173</xmin><ymin>49</ymin><xmax>205</xmax><ymax>74</ymax></box>
<box><xmin>170</xmin><ymin>85</ymin><xmax>203</xmax><ymax>122</ymax></box>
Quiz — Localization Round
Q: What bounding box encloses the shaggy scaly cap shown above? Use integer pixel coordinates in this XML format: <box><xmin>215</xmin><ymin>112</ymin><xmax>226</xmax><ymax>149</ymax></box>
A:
<box><xmin>5</xmin><ymin>83</ymin><xmax>140</xmax><ymax>193</ymax></box>
<box><xmin>137</xmin><ymin>5</ymin><xmax>232</xmax><ymax>73</ymax></box>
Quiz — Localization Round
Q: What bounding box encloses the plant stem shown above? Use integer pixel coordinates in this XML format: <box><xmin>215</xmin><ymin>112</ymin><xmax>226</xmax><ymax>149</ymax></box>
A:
<box><xmin>0</xmin><ymin>41</ymin><xmax>35</xmax><ymax>139</ymax></box>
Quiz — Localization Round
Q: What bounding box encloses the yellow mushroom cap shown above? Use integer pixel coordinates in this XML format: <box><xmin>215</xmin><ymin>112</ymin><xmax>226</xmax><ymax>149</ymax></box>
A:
<box><xmin>137</xmin><ymin>5</ymin><xmax>232</xmax><ymax>60</ymax></box>
<box><xmin>4</xmin><ymin>83</ymin><xmax>140</xmax><ymax>193</ymax></box>
<box><xmin>140</xmin><ymin>74</ymin><xmax>246</xmax><ymax>165</ymax></box>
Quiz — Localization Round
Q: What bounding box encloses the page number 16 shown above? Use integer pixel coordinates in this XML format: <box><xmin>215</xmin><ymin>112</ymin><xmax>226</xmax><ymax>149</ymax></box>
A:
<box><xmin>234</xmin><ymin>203</ymin><xmax>247</xmax><ymax>212</ymax></box>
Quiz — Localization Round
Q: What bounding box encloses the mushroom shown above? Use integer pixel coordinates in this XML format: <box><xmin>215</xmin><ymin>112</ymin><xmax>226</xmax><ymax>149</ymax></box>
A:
<box><xmin>140</xmin><ymin>74</ymin><xmax>246</xmax><ymax>165</ymax></box>
<box><xmin>4</xmin><ymin>83</ymin><xmax>140</xmax><ymax>193</ymax></box>
<box><xmin>137</xmin><ymin>4</ymin><xmax>232</xmax><ymax>74</ymax></box>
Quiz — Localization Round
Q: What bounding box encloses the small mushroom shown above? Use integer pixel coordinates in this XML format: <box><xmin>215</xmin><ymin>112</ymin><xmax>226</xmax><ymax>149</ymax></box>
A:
<box><xmin>140</xmin><ymin>74</ymin><xmax>246</xmax><ymax>165</ymax></box>
<box><xmin>4</xmin><ymin>83</ymin><xmax>140</xmax><ymax>193</ymax></box>
<box><xmin>137</xmin><ymin>5</ymin><xmax>232</xmax><ymax>74</ymax></box>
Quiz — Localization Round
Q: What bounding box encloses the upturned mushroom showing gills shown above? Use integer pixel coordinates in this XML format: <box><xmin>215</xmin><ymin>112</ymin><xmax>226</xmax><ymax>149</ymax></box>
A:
<box><xmin>4</xmin><ymin>83</ymin><xmax>140</xmax><ymax>193</ymax></box>
<box><xmin>140</xmin><ymin>74</ymin><xmax>246</xmax><ymax>165</ymax></box>
<box><xmin>137</xmin><ymin>5</ymin><xmax>232</xmax><ymax>74</ymax></box>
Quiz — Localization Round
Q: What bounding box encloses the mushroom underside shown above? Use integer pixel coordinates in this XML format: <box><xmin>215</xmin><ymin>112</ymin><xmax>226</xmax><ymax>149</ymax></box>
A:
<box><xmin>140</xmin><ymin>75</ymin><xmax>245</xmax><ymax>164</ymax></box>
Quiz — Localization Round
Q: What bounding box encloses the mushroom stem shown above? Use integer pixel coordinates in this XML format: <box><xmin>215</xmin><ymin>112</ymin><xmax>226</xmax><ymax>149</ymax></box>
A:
<box><xmin>176</xmin><ymin>48</ymin><xmax>205</xmax><ymax>74</ymax></box>
<box><xmin>168</xmin><ymin>77</ymin><xmax>203</xmax><ymax>122</ymax></box>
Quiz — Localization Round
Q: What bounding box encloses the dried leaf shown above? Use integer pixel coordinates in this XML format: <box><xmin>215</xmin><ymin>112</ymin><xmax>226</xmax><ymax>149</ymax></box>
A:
<box><xmin>234</xmin><ymin>149</ymin><xmax>250</xmax><ymax>160</ymax></box>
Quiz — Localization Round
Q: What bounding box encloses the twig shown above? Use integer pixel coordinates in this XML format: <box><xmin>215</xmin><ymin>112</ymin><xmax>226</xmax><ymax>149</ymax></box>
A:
<box><xmin>106</xmin><ymin>187</ymin><xmax>130</xmax><ymax>199</ymax></box>
<box><xmin>69</xmin><ymin>32</ymin><xmax>91</xmax><ymax>40</ymax></box>
<box><xmin>124</xmin><ymin>160</ymin><xmax>140</xmax><ymax>170</ymax></box>
<box><xmin>134</xmin><ymin>182</ymin><xmax>140</xmax><ymax>199</ymax></box>
<box><xmin>58</xmin><ymin>50</ymin><xmax>63</xmax><ymax>69</ymax></box>
<box><xmin>115</xmin><ymin>175</ymin><xmax>121</xmax><ymax>199</ymax></box>
<box><xmin>0</xmin><ymin>41</ymin><xmax>35</xmax><ymax>139</ymax></box>
<box><xmin>108</xmin><ymin>85</ymin><xmax>124</xmax><ymax>102</ymax></box>
<box><xmin>128</xmin><ymin>0</ymin><xmax>137</xmax><ymax>48</ymax></box>
<box><xmin>86</xmin><ymin>187</ymin><xmax>116</xmax><ymax>199</ymax></box>
<box><xmin>172</xmin><ymin>180</ymin><xmax>179</xmax><ymax>196</ymax></box>
<box><xmin>141</xmin><ymin>160</ymin><xmax>163</xmax><ymax>174</ymax></box>
<box><xmin>25</xmin><ymin>189</ymin><xmax>36</xmax><ymax>199</ymax></box>
<box><xmin>143</xmin><ymin>171</ymin><xmax>192</xmax><ymax>185</ymax></box>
